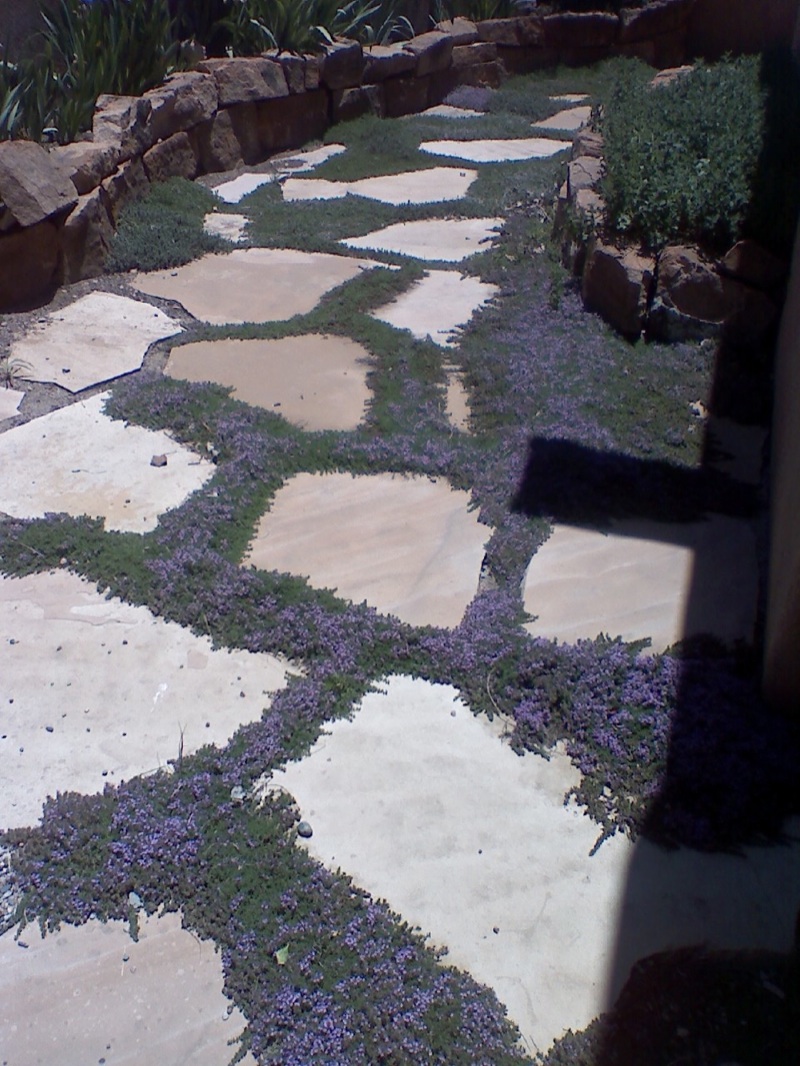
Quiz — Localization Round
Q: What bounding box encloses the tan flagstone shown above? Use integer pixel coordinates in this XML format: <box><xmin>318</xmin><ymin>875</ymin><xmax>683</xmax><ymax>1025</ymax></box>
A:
<box><xmin>0</xmin><ymin>392</ymin><xmax>213</xmax><ymax>534</ymax></box>
<box><xmin>0</xmin><ymin>911</ymin><xmax>256</xmax><ymax>1065</ymax></box>
<box><xmin>342</xmin><ymin>217</ymin><xmax>502</xmax><ymax>262</ymax></box>
<box><xmin>533</xmin><ymin>105</ymin><xmax>592</xmax><ymax>132</ymax></box>
<box><xmin>371</xmin><ymin>268</ymin><xmax>498</xmax><ymax>346</ymax></box>
<box><xmin>203</xmin><ymin>211</ymin><xmax>249</xmax><ymax>243</ymax></box>
<box><xmin>11</xmin><ymin>292</ymin><xmax>182</xmax><ymax>393</ymax></box>
<box><xmin>212</xmin><ymin>143</ymin><xmax>346</xmax><ymax>203</ymax></box>
<box><xmin>0</xmin><ymin>569</ymin><xmax>295</xmax><ymax>829</ymax></box>
<box><xmin>419</xmin><ymin>137</ymin><xmax>569</xmax><ymax>162</ymax></box>
<box><xmin>522</xmin><ymin>517</ymin><xmax>758</xmax><ymax>653</ymax></box>
<box><xmin>165</xmin><ymin>334</ymin><xmax>371</xmax><ymax>430</ymax></box>
<box><xmin>133</xmin><ymin>248</ymin><xmax>385</xmax><ymax>325</ymax></box>
<box><xmin>445</xmin><ymin>369</ymin><xmax>470</xmax><ymax>431</ymax></box>
<box><xmin>0</xmin><ymin>386</ymin><xmax>24</xmax><ymax>422</ymax></box>
<box><xmin>244</xmin><ymin>472</ymin><xmax>489</xmax><ymax>628</ymax></box>
<box><xmin>282</xmin><ymin>166</ymin><xmax>477</xmax><ymax>205</ymax></box>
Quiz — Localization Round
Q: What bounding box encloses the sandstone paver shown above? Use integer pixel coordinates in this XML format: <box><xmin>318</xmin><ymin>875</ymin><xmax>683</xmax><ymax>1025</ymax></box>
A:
<box><xmin>282</xmin><ymin>165</ymin><xmax>477</xmax><ymax>205</ymax></box>
<box><xmin>212</xmin><ymin>143</ymin><xmax>346</xmax><ymax>203</ymax></box>
<box><xmin>203</xmin><ymin>211</ymin><xmax>248</xmax><ymax>242</ymax></box>
<box><xmin>420</xmin><ymin>137</ymin><xmax>569</xmax><ymax>162</ymax></box>
<box><xmin>342</xmin><ymin>217</ymin><xmax>502</xmax><ymax>262</ymax></box>
<box><xmin>0</xmin><ymin>386</ymin><xmax>24</xmax><ymax>422</ymax></box>
<box><xmin>533</xmin><ymin>105</ymin><xmax>592</xmax><ymax>131</ymax></box>
<box><xmin>371</xmin><ymin>268</ymin><xmax>498</xmax><ymax>345</ymax></box>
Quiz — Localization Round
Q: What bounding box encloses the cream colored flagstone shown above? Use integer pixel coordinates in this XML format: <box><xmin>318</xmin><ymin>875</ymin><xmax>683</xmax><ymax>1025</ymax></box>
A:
<box><xmin>342</xmin><ymin>217</ymin><xmax>503</xmax><ymax>263</ymax></box>
<box><xmin>275</xmin><ymin>674</ymin><xmax>800</xmax><ymax>1055</ymax></box>
<box><xmin>371</xmin><ymin>268</ymin><xmax>498</xmax><ymax>346</ymax></box>
<box><xmin>0</xmin><ymin>392</ymin><xmax>213</xmax><ymax>534</ymax></box>
<box><xmin>244</xmin><ymin>472</ymin><xmax>489</xmax><ymax>628</ymax></box>
<box><xmin>0</xmin><ymin>386</ymin><xmax>24</xmax><ymax>422</ymax></box>
<box><xmin>165</xmin><ymin>334</ymin><xmax>371</xmax><ymax>431</ymax></box>
<box><xmin>0</xmin><ymin>569</ymin><xmax>295</xmax><ymax>830</ymax></box>
<box><xmin>282</xmin><ymin>166</ymin><xmax>478</xmax><ymax>205</ymax></box>
<box><xmin>415</xmin><ymin>104</ymin><xmax>485</xmax><ymax>118</ymax></box>
<box><xmin>133</xmin><ymin>248</ymin><xmax>385</xmax><ymax>325</ymax></box>
<box><xmin>419</xmin><ymin>137</ymin><xmax>569</xmax><ymax>163</ymax></box>
<box><xmin>533</xmin><ymin>105</ymin><xmax>592</xmax><ymax>132</ymax></box>
<box><xmin>0</xmin><ymin>911</ymin><xmax>256</xmax><ymax>1065</ymax></box>
<box><xmin>203</xmin><ymin>211</ymin><xmax>249</xmax><ymax>243</ymax></box>
<box><xmin>445</xmin><ymin>369</ymin><xmax>470</xmax><ymax>431</ymax></box>
<box><xmin>212</xmin><ymin>143</ymin><xmax>347</xmax><ymax>203</ymax></box>
<box><xmin>11</xmin><ymin>292</ymin><xmax>182</xmax><ymax>393</ymax></box>
<box><xmin>522</xmin><ymin>516</ymin><xmax>758</xmax><ymax>653</ymax></box>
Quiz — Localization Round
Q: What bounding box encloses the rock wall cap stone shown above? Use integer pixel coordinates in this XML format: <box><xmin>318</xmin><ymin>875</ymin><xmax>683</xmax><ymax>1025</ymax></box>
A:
<box><xmin>0</xmin><ymin>141</ymin><xmax>78</xmax><ymax>228</ymax></box>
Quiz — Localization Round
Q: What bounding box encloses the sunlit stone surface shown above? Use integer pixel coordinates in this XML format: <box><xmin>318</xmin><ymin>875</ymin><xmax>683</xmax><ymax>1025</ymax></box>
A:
<box><xmin>371</xmin><ymin>268</ymin><xmax>498</xmax><ymax>346</ymax></box>
<box><xmin>0</xmin><ymin>386</ymin><xmax>24</xmax><ymax>422</ymax></box>
<box><xmin>244</xmin><ymin>472</ymin><xmax>489</xmax><ymax>627</ymax></box>
<box><xmin>0</xmin><ymin>392</ymin><xmax>213</xmax><ymax>534</ymax></box>
<box><xmin>533</xmin><ymin>105</ymin><xmax>592</xmax><ymax>131</ymax></box>
<box><xmin>420</xmin><ymin>137</ymin><xmax>569</xmax><ymax>162</ymax></box>
<box><xmin>203</xmin><ymin>211</ymin><xmax>248</xmax><ymax>243</ymax></box>
<box><xmin>212</xmin><ymin>143</ymin><xmax>346</xmax><ymax>203</ymax></box>
<box><xmin>282</xmin><ymin>166</ymin><xmax>477</xmax><ymax>205</ymax></box>
<box><xmin>343</xmin><ymin>217</ymin><xmax>502</xmax><ymax>262</ymax></box>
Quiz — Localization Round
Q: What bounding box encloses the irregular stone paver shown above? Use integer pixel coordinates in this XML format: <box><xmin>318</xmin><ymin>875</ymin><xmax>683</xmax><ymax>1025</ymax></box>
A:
<box><xmin>550</xmin><ymin>93</ymin><xmax>589</xmax><ymax>103</ymax></box>
<box><xmin>533</xmin><ymin>105</ymin><xmax>592</xmax><ymax>131</ymax></box>
<box><xmin>165</xmin><ymin>334</ymin><xmax>371</xmax><ymax>430</ymax></box>
<box><xmin>419</xmin><ymin>137</ymin><xmax>569</xmax><ymax>163</ymax></box>
<box><xmin>212</xmin><ymin>143</ymin><xmax>346</xmax><ymax>203</ymax></box>
<box><xmin>11</xmin><ymin>293</ymin><xmax>182</xmax><ymax>393</ymax></box>
<box><xmin>282</xmin><ymin>166</ymin><xmax>478</xmax><ymax>205</ymax></box>
<box><xmin>0</xmin><ymin>386</ymin><xmax>24</xmax><ymax>422</ymax></box>
<box><xmin>133</xmin><ymin>248</ymin><xmax>385</xmax><ymax>325</ymax></box>
<box><xmin>415</xmin><ymin>104</ymin><xmax>485</xmax><ymax>118</ymax></box>
<box><xmin>523</xmin><ymin>517</ymin><xmax>758</xmax><ymax>653</ymax></box>
<box><xmin>371</xmin><ymin>269</ymin><xmax>498</xmax><ymax>346</ymax></box>
<box><xmin>342</xmin><ymin>217</ymin><xmax>502</xmax><ymax>263</ymax></box>
<box><xmin>0</xmin><ymin>911</ymin><xmax>255</xmax><ymax>1065</ymax></box>
<box><xmin>0</xmin><ymin>569</ymin><xmax>294</xmax><ymax>829</ymax></box>
<box><xmin>445</xmin><ymin>368</ymin><xmax>470</xmax><ymax>431</ymax></box>
<box><xmin>203</xmin><ymin>211</ymin><xmax>248</xmax><ymax>243</ymax></box>
<box><xmin>275</xmin><ymin>675</ymin><xmax>800</xmax><ymax>1053</ymax></box>
<box><xmin>0</xmin><ymin>392</ymin><xmax>213</xmax><ymax>534</ymax></box>
<box><xmin>244</xmin><ymin>472</ymin><xmax>488</xmax><ymax>627</ymax></box>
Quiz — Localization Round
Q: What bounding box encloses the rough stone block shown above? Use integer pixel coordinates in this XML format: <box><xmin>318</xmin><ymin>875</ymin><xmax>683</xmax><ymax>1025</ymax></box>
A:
<box><xmin>143</xmin><ymin>71</ymin><xmax>219</xmax><ymax>142</ymax></box>
<box><xmin>363</xmin><ymin>43</ymin><xmax>417</xmax><ymax>83</ymax></box>
<box><xmin>333</xmin><ymin>84</ymin><xmax>385</xmax><ymax>123</ymax></box>
<box><xmin>719</xmin><ymin>239</ymin><xmax>788</xmax><ymax>291</ymax></box>
<box><xmin>143</xmin><ymin>131</ymin><xmax>198</xmax><ymax>184</ymax></box>
<box><xmin>435</xmin><ymin>17</ymin><xmax>479</xmax><ymax>45</ymax></box>
<box><xmin>451</xmin><ymin>41</ymin><xmax>498</xmax><ymax>68</ymax></box>
<box><xmin>496</xmin><ymin>44</ymin><xmax>559</xmax><ymax>74</ymax></box>
<box><xmin>383</xmin><ymin>73</ymin><xmax>431</xmax><ymax>118</ymax></box>
<box><xmin>572</xmin><ymin>128</ymin><xmax>603</xmax><ymax>159</ymax></box>
<box><xmin>303</xmin><ymin>54</ymin><xmax>321</xmax><ymax>91</ymax></box>
<box><xmin>582</xmin><ymin>240</ymin><xmax>655</xmax><ymax>338</ymax></box>
<box><xmin>543</xmin><ymin>11</ymin><xmax>620</xmax><ymax>49</ymax></box>
<box><xmin>320</xmin><ymin>39</ymin><xmax>364</xmax><ymax>90</ymax></box>
<box><xmin>619</xmin><ymin>0</ymin><xmax>695</xmax><ymax>43</ymax></box>
<box><xmin>224</xmin><ymin>103</ymin><xmax>263</xmax><ymax>165</ymax></box>
<box><xmin>196</xmin><ymin>57</ymin><xmax>289</xmax><ymax>106</ymax></box>
<box><xmin>192</xmin><ymin>110</ymin><xmax>245</xmax><ymax>173</ymax></box>
<box><xmin>268</xmin><ymin>50</ymin><xmax>305</xmax><ymax>93</ymax></box>
<box><xmin>476</xmin><ymin>15</ymin><xmax>543</xmax><ymax>46</ymax></box>
<box><xmin>567</xmin><ymin>155</ymin><xmax>603</xmax><ymax>196</ymax></box>
<box><xmin>0</xmin><ymin>220</ymin><xmax>60</xmax><ymax>310</ymax></box>
<box><xmin>61</xmin><ymin>186</ymin><xmax>115</xmax><ymax>283</ymax></box>
<box><xmin>403</xmin><ymin>31</ymin><xmax>454</xmax><ymax>77</ymax></box>
<box><xmin>101</xmin><ymin>156</ymin><xmax>149</xmax><ymax>221</ymax></box>
<box><xmin>0</xmin><ymin>141</ymin><xmax>77</xmax><ymax>227</ymax></box>
<box><xmin>256</xmin><ymin>90</ymin><xmax>329</xmax><ymax>154</ymax></box>
<box><xmin>51</xmin><ymin>140</ymin><xmax>120</xmax><ymax>195</ymax></box>
<box><xmin>93</xmin><ymin>94</ymin><xmax>154</xmax><ymax>162</ymax></box>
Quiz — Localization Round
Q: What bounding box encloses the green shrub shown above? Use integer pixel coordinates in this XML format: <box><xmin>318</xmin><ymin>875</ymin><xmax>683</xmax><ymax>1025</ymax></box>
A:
<box><xmin>107</xmin><ymin>178</ymin><xmax>225</xmax><ymax>273</ymax></box>
<box><xmin>601</xmin><ymin>56</ymin><xmax>765</xmax><ymax>251</ymax></box>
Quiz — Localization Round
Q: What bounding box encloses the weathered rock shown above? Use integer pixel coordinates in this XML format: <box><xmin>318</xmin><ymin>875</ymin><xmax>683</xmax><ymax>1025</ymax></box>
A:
<box><xmin>582</xmin><ymin>240</ymin><xmax>655</xmax><ymax>338</ymax></box>
<box><xmin>574</xmin><ymin>186</ymin><xmax>605</xmax><ymax>221</ymax></box>
<box><xmin>719</xmin><ymin>239</ymin><xmax>787</xmax><ymax>291</ymax></box>
<box><xmin>435</xmin><ymin>17</ymin><xmax>480</xmax><ymax>45</ymax></box>
<box><xmin>476</xmin><ymin>15</ymin><xmax>543</xmax><ymax>46</ymax></box>
<box><xmin>333</xmin><ymin>84</ymin><xmax>385</xmax><ymax>123</ymax></box>
<box><xmin>93</xmin><ymin>94</ymin><xmax>154</xmax><ymax>162</ymax></box>
<box><xmin>192</xmin><ymin>110</ymin><xmax>245</xmax><ymax>173</ymax></box>
<box><xmin>51</xmin><ymin>140</ymin><xmax>120</xmax><ymax>196</ymax></box>
<box><xmin>0</xmin><ymin>141</ymin><xmax>77</xmax><ymax>227</ymax></box>
<box><xmin>572</xmin><ymin>128</ymin><xmax>603</xmax><ymax>159</ymax></box>
<box><xmin>447</xmin><ymin>59</ymin><xmax>505</xmax><ymax>90</ymax></box>
<box><xmin>143</xmin><ymin>71</ymin><xmax>218</xmax><ymax>142</ymax></box>
<box><xmin>649</xmin><ymin>63</ymin><xmax>693</xmax><ymax>89</ymax></box>
<box><xmin>403</xmin><ymin>30</ymin><xmax>454</xmax><ymax>77</ymax></box>
<box><xmin>101</xmin><ymin>156</ymin><xmax>149</xmax><ymax>221</ymax></box>
<box><xmin>196</xmin><ymin>57</ymin><xmax>288</xmax><ymax>106</ymax></box>
<box><xmin>266</xmin><ymin>51</ymin><xmax>305</xmax><ymax>93</ymax></box>
<box><xmin>619</xmin><ymin>0</ymin><xmax>695</xmax><ymax>42</ymax></box>
<box><xmin>543</xmin><ymin>11</ymin><xmax>620</xmax><ymax>49</ymax></box>
<box><xmin>649</xmin><ymin>244</ymin><xmax>777</xmax><ymax>344</ymax></box>
<box><xmin>61</xmin><ymin>186</ymin><xmax>114</xmax><ymax>283</ymax></box>
<box><xmin>320</xmin><ymin>39</ymin><xmax>364</xmax><ymax>90</ymax></box>
<box><xmin>567</xmin><ymin>155</ymin><xmax>603</xmax><ymax>197</ymax></box>
<box><xmin>383</xmin><ymin>74</ymin><xmax>431</xmax><ymax>118</ymax></box>
<box><xmin>452</xmin><ymin>41</ymin><xmax>498</xmax><ymax>68</ymax></box>
<box><xmin>256</xmin><ymin>90</ymin><xmax>329</xmax><ymax>155</ymax></box>
<box><xmin>363</xmin><ymin>43</ymin><xmax>417</xmax><ymax>83</ymax></box>
<box><xmin>223</xmin><ymin>103</ymin><xmax>263</xmax><ymax>165</ymax></box>
<box><xmin>0</xmin><ymin>220</ymin><xmax>60</xmax><ymax>310</ymax></box>
<box><xmin>143</xmin><ymin>131</ymin><xmax>198</xmax><ymax>184</ymax></box>
<box><xmin>303</xmin><ymin>54</ymin><xmax>321</xmax><ymax>91</ymax></box>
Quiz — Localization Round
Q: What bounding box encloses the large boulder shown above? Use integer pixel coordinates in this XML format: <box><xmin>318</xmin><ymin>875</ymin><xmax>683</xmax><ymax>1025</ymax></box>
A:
<box><xmin>143</xmin><ymin>71</ymin><xmax>219</xmax><ymax>142</ymax></box>
<box><xmin>196</xmin><ymin>57</ymin><xmax>288</xmax><ymax>106</ymax></box>
<box><xmin>435</xmin><ymin>17</ymin><xmax>480</xmax><ymax>45</ymax></box>
<box><xmin>51</xmin><ymin>140</ymin><xmax>120</xmax><ymax>195</ymax></box>
<box><xmin>567</xmin><ymin>155</ymin><xmax>603</xmax><ymax>197</ymax></box>
<box><xmin>383</xmin><ymin>73</ymin><xmax>431</xmax><ymax>118</ymax></box>
<box><xmin>582</xmin><ymin>239</ymin><xmax>656</xmax><ymax>338</ymax></box>
<box><xmin>476</xmin><ymin>15</ymin><xmax>543</xmax><ymax>46</ymax></box>
<box><xmin>320</xmin><ymin>39</ymin><xmax>364</xmax><ymax>90</ymax></box>
<box><xmin>142</xmin><ymin>131</ymin><xmax>198</xmax><ymax>184</ymax></box>
<box><xmin>61</xmin><ymin>186</ymin><xmax>115</xmax><ymax>283</ymax></box>
<box><xmin>363</xmin><ymin>43</ymin><xmax>417</xmax><ymax>83</ymax></box>
<box><xmin>719</xmin><ymin>239</ymin><xmax>787</xmax><ymax>291</ymax></box>
<box><xmin>0</xmin><ymin>220</ymin><xmax>60</xmax><ymax>310</ymax></box>
<box><xmin>333</xmin><ymin>84</ymin><xmax>385</xmax><ymax>123</ymax></box>
<box><xmin>403</xmin><ymin>30</ymin><xmax>454</xmax><ymax>77</ymax></box>
<box><xmin>93</xmin><ymin>94</ymin><xmax>154</xmax><ymax>162</ymax></box>
<box><xmin>100</xmin><ymin>156</ymin><xmax>149</xmax><ymax>221</ymax></box>
<box><xmin>0</xmin><ymin>141</ymin><xmax>77</xmax><ymax>227</ymax></box>
<box><xmin>191</xmin><ymin>110</ymin><xmax>245</xmax><ymax>173</ymax></box>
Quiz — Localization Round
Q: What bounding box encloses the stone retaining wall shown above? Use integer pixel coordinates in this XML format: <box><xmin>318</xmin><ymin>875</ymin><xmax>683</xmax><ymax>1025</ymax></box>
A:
<box><xmin>687</xmin><ymin>0</ymin><xmax>800</xmax><ymax>60</ymax></box>
<box><xmin>0</xmin><ymin>1</ymin><xmax>697</xmax><ymax>311</ymax></box>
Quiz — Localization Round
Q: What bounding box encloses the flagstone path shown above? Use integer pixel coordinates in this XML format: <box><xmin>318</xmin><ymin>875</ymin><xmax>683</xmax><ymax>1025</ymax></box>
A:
<box><xmin>1</xmin><ymin>90</ymin><xmax>792</xmax><ymax>1066</ymax></box>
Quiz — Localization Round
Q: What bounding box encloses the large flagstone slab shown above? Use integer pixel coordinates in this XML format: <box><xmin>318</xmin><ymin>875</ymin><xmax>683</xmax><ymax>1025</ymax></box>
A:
<box><xmin>212</xmin><ymin>143</ymin><xmax>346</xmax><ymax>203</ymax></box>
<box><xmin>533</xmin><ymin>105</ymin><xmax>592</xmax><ymax>131</ymax></box>
<box><xmin>0</xmin><ymin>569</ymin><xmax>294</xmax><ymax>829</ymax></box>
<box><xmin>419</xmin><ymin>137</ymin><xmax>569</xmax><ymax>163</ymax></box>
<box><xmin>342</xmin><ymin>217</ymin><xmax>502</xmax><ymax>263</ymax></box>
<box><xmin>0</xmin><ymin>392</ymin><xmax>213</xmax><ymax>534</ymax></box>
<box><xmin>11</xmin><ymin>293</ymin><xmax>182</xmax><ymax>393</ymax></box>
<box><xmin>203</xmin><ymin>211</ymin><xmax>248</xmax><ymax>243</ymax></box>
<box><xmin>165</xmin><ymin>334</ymin><xmax>371</xmax><ymax>430</ymax></box>
<box><xmin>133</xmin><ymin>248</ymin><xmax>384</xmax><ymax>325</ymax></box>
<box><xmin>0</xmin><ymin>911</ymin><xmax>255</xmax><ymax>1065</ymax></box>
<box><xmin>275</xmin><ymin>675</ymin><xmax>800</xmax><ymax>1054</ymax></box>
<box><xmin>0</xmin><ymin>386</ymin><xmax>24</xmax><ymax>422</ymax></box>
<box><xmin>523</xmin><ymin>517</ymin><xmax>758</xmax><ymax>653</ymax></box>
<box><xmin>244</xmin><ymin>472</ymin><xmax>488</xmax><ymax>628</ymax></box>
<box><xmin>371</xmin><ymin>269</ymin><xmax>498</xmax><ymax>346</ymax></box>
<box><xmin>282</xmin><ymin>166</ymin><xmax>477</xmax><ymax>205</ymax></box>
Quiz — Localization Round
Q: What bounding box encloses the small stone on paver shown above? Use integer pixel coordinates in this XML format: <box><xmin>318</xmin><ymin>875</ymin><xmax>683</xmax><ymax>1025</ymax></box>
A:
<box><xmin>0</xmin><ymin>387</ymin><xmax>24</xmax><ymax>422</ymax></box>
<box><xmin>522</xmin><ymin>517</ymin><xmax>758</xmax><ymax>653</ymax></box>
<box><xmin>0</xmin><ymin>569</ymin><xmax>294</xmax><ymax>829</ymax></box>
<box><xmin>11</xmin><ymin>292</ymin><xmax>182</xmax><ymax>393</ymax></box>
<box><xmin>212</xmin><ymin>143</ymin><xmax>347</xmax><ymax>203</ymax></box>
<box><xmin>371</xmin><ymin>269</ymin><xmax>498</xmax><ymax>346</ymax></box>
<box><xmin>419</xmin><ymin>138</ymin><xmax>569</xmax><ymax>163</ymax></box>
<box><xmin>342</xmin><ymin>217</ymin><xmax>502</xmax><ymax>263</ymax></box>
<box><xmin>0</xmin><ymin>912</ymin><xmax>256</xmax><ymax>1065</ymax></box>
<box><xmin>133</xmin><ymin>247</ymin><xmax>385</xmax><ymax>325</ymax></box>
<box><xmin>203</xmin><ymin>211</ymin><xmax>249</xmax><ymax>243</ymax></box>
<box><xmin>283</xmin><ymin>166</ymin><xmax>477</xmax><ymax>205</ymax></box>
<box><xmin>165</xmin><ymin>334</ymin><xmax>371</xmax><ymax>431</ymax></box>
<box><xmin>245</xmin><ymin>472</ymin><xmax>489</xmax><ymax>628</ymax></box>
<box><xmin>533</xmin><ymin>105</ymin><xmax>592</xmax><ymax>132</ymax></box>
<box><xmin>412</xmin><ymin>104</ymin><xmax>485</xmax><ymax>118</ymax></box>
<box><xmin>0</xmin><ymin>392</ymin><xmax>213</xmax><ymax>534</ymax></box>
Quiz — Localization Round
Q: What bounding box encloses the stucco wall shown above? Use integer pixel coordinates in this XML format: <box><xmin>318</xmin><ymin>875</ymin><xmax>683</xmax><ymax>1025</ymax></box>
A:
<box><xmin>688</xmin><ymin>0</ymin><xmax>800</xmax><ymax>58</ymax></box>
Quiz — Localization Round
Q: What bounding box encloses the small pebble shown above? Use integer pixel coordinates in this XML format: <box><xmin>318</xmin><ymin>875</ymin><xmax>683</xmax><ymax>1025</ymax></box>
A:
<box><xmin>122</xmin><ymin>953</ymin><xmax>130</xmax><ymax>963</ymax></box>
<box><xmin>492</xmin><ymin>926</ymin><xmax>499</xmax><ymax>935</ymax></box>
<box><xmin>297</xmin><ymin>821</ymin><xmax>313</xmax><ymax>839</ymax></box>
<box><xmin>45</xmin><ymin>725</ymin><xmax>53</xmax><ymax>733</ymax></box>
